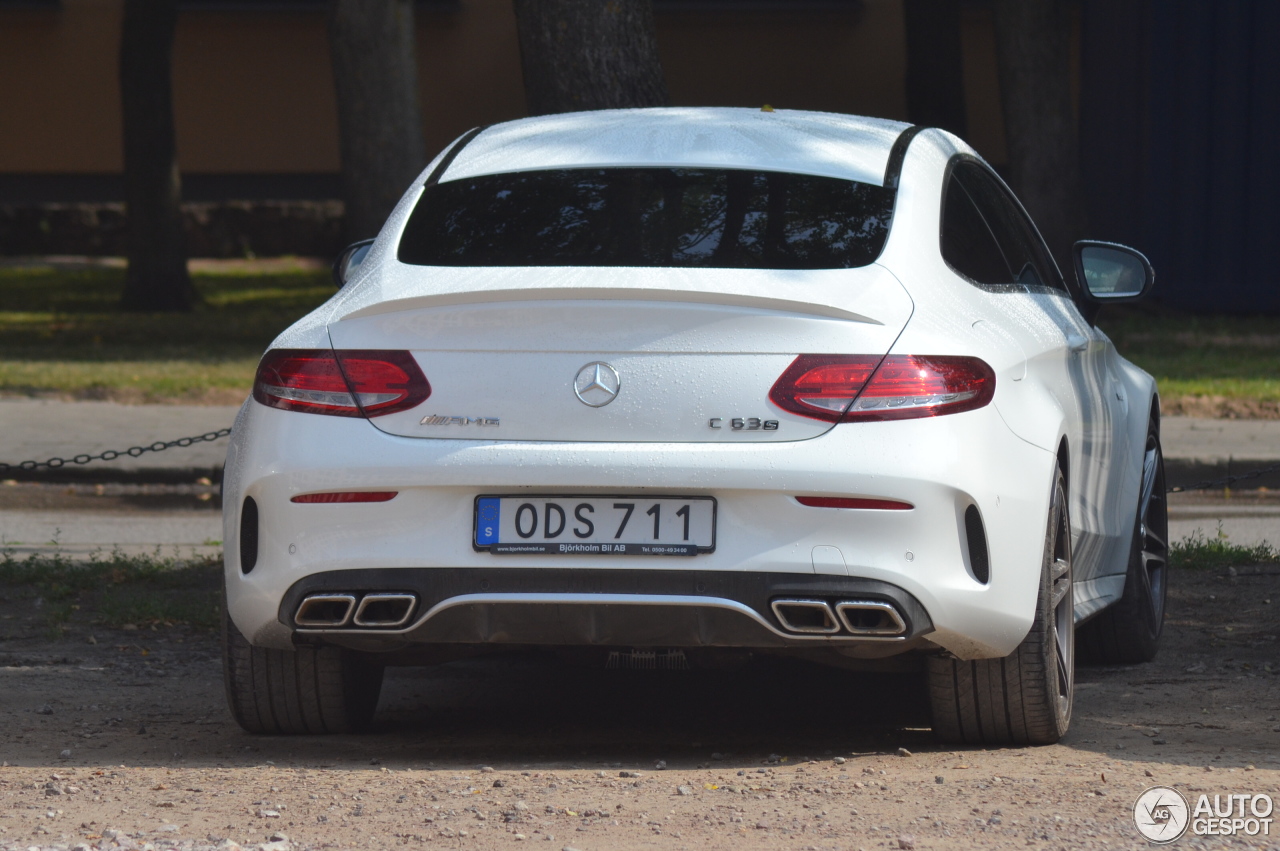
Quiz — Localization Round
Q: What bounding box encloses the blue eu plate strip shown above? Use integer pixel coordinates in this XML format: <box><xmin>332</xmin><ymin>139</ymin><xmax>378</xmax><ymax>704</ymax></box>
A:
<box><xmin>475</xmin><ymin>497</ymin><xmax>501</xmax><ymax>546</ymax></box>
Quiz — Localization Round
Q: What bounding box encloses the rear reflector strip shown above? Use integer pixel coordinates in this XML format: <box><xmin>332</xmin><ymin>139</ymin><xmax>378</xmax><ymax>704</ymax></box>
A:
<box><xmin>795</xmin><ymin>496</ymin><xmax>913</xmax><ymax>510</ymax></box>
<box><xmin>291</xmin><ymin>491</ymin><xmax>399</xmax><ymax>504</ymax></box>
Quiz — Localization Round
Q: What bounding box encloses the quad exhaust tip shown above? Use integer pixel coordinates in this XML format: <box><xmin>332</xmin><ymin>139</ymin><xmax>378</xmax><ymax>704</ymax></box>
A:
<box><xmin>353</xmin><ymin>593</ymin><xmax>417</xmax><ymax>628</ymax></box>
<box><xmin>294</xmin><ymin>592</ymin><xmax>417</xmax><ymax>629</ymax></box>
<box><xmin>834</xmin><ymin>600</ymin><xmax>907</xmax><ymax>636</ymax></box>
<box><xmin>294</xmin><ymin>594</ymin><xmax>356</xmax><ymax>627</ymax></box>
<box><xmin>771</xmin><ymin>598</ymin><xmax>908</xmax><ymax>637</ymax></box>
<box><xmin>771</xmin><ymin>599</ymin><xmax>841</xmax><ymax>634</ymax></box>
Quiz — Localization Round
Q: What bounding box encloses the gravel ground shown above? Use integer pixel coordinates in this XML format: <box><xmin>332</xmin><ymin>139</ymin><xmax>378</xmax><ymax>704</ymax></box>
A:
<box><xmin>0</xmin><ymin>565</ymin><xmax>1277</xmax><ymax>851</ymax></box>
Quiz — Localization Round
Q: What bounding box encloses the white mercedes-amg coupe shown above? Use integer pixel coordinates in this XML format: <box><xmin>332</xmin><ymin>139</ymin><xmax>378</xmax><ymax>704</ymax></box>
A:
<box><xmin>221</xmin><ymin>107</ymin><xmax>1166</xmax><ymax>745</ymax></box>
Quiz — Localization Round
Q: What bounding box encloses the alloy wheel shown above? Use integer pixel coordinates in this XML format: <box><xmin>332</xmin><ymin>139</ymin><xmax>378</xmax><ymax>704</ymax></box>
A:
<box><xmin>1139</xmin><ymin>436</ymin><xmax>1169</xmax><ymax>623</ymax></box>
<box><xmin>1049</xmin><ymin>488</ymin><xmax>1074</xmax><ymax>711</ymax></box>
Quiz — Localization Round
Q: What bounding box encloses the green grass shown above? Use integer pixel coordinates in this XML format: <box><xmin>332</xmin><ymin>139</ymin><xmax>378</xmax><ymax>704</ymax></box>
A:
<box><xmin>0</xmin><ymin>546</ymin><xmax>223</xmax><ymax>631</ymax></box>
<box><xmin>1099</xmin><ymin>311</ymin><xmax>1280</xmax><ymax>403</ymax></box>
<box><xmin>0</xmin><ymin>264</ymin><xmax>334</xmax><ymax>401</ymax></box>
<box><xmin>1169</xmin><ymin>523</ymin><xmax>1280</xmax><ymax>571</ymax></box>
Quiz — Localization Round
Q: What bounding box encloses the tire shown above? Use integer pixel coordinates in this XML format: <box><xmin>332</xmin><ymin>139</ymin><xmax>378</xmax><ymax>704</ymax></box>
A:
<box><xmin>927</xmin><ymin>467</ymin><xmax>1074</xmax><ymax>745</ymax></box>
<box><xmin>222</xmin><ymin>605</ymin><xmax>384</xmax><ymax>734</ymax></box>
<box><xmin>1078</xmin><ymin>418</ymin><xmax>1168</xmax><ymax>664</ymax></box>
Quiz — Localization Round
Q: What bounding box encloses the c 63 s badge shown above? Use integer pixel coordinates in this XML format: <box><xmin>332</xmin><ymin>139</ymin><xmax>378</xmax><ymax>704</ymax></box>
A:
<box><xmin>420</xmin><ymin>415</ymin><xmax>500</xmax><ymax>427</ymax></box>
<box><xmin>709</xmin><ymin>417</ymin><xmax>779</xmax><ymax>431</ymax></box>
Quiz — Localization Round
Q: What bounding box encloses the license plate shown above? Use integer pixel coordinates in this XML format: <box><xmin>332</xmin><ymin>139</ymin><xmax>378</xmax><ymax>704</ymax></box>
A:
<box><xmin>474</xmin><ymin>495</ymin><xmax>716</xmax><ymax>555</ymax></box>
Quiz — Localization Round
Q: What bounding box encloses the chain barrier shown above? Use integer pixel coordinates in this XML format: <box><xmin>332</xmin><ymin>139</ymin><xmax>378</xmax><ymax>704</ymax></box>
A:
<box><xmin>1</xmin><ymin>426</ymin><xmax>1277</xmax><ymax>491</ymax></box>
<box><xmin>1167</xmin><ymin>462</ymin><xmax>1280</xmax><ymax>494</ymax></box>
<box><xmin>0</xmin><ymin>428</ymin><xmax>233</xmax><ymax>473</ymax></box>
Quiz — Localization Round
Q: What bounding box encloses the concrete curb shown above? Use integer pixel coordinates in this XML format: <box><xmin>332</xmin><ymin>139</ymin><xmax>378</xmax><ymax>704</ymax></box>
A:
<box><xmin>1164</xmin><ymin>458</ymin><xmax>1280</xmax><ymax>491</ymax></box>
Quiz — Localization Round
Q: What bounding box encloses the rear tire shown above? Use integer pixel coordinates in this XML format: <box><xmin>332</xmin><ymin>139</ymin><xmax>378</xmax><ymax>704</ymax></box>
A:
<box><xmin>222</xmin><ymin>605</ymin><xmax>383</xmax><ymax>734</ymax></box>
<box><xmin>927</xmin><ymin>468</ymin><xmax>1074</xmax><ymax>745</ymax></box>
<box><xmin>1079</xmin><ymin>417</ymin><xmax>1168</xmax><ymax>663</ymax></box>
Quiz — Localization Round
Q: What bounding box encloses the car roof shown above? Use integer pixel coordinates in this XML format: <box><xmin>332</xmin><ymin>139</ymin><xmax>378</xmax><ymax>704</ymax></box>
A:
<box><xmin>438</xmin><ymin>107</ymin><xmax>912</xmax><ymax>188</ymax></box>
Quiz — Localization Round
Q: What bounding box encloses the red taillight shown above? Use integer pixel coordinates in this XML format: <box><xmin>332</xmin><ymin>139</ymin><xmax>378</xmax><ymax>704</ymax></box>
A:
<box><xmin>291</xmin><ymin>491</ymin><xmax>399</xmax><ymax>504</ymax></box>
<box><xmin>795</xmin><ymin>496</ymin><xmax>913</xmax><ymax>510</ymax></box>
<box><xmin>253</xmin><ymin>349</ymin><xmax>430</xmax><ymax>417</ymax></box>
<box><xmin>769</xmin><ymin>355</ymin><xmax>880</xmax><ymax>420</ymax></box>
<box><xmin>770</xmin><ymin>354</ymin><xmax>995</xmax><ymax>422</ymax></box>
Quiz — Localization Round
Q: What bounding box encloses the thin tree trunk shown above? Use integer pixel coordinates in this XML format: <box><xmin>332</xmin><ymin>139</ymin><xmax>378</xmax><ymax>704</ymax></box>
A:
<box><xmin>328</xmin><ymin>0</ymin><xmax>426</xmax><ymax>242</ymax></box>
<box><xmin>513</xmin><ymin>0</ymin><xmax>668</xmax><ymax>116</ymax></box>
<box><xmin>712</xmin><ymin>171</ymin><xmax>750</xmax><ymax>266</ymax></box>
<box><xmin>119</xmin><ymin>0</ymin><xmax>195</xmax><ymax>312</ymax></box>
<box><xmin>992</xmin><ymin>0</ymin><xmax>1085</xmax><ymax>269</ymax></box>
<box><xmin>904</xmin><ymin>0</ymin><xmax>967</xmax><ymax>138</ymax></box>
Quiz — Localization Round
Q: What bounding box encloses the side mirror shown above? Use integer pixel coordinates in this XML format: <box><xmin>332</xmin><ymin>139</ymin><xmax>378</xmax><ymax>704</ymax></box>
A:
<box><xmin>332</xmin><ymin>239</ymin><xmax>376</xmax><ymax>288</ymax></box>
<box><xmin>1073</xmin><ymin>240</ymin><xmax>1154</xmax><ymax>304</ymax></box>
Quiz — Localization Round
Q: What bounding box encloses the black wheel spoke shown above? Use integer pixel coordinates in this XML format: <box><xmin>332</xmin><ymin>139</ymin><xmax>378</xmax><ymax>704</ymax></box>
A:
<box><xmin>1144</xmin><ymin>527</ymin><xmax>1169</xmax><ymax>553</ymax></box>
<box><xmin>1056</xmin><ymin>637</ymin><xmax>1071</xmax><ymax>698</ymax></box>
<box><xmin>1140</xmin><ymin>434</ymin><xmax>1169</xmax><ymax>622</ymax></box>
<box><xmin>1139</xmin><ymin>446</ymin><xmax>1160</xmax><ymax>516</ymax></box>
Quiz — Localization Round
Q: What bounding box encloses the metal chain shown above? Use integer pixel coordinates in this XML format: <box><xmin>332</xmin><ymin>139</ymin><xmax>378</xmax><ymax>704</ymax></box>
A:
<box><xmin>1167</xmin><ymin>462</ymin><xmax>1280</xmax><ymax>493</ymax></box>
<box><xmin>0</xmin><ymin>428</ymin><xmax>232</xmax><ymax>473</ymax></box>
<box><xmin>0</xmin><ymin>425</ymin><xmax>1275</xmax><ymax>491</ymax></box>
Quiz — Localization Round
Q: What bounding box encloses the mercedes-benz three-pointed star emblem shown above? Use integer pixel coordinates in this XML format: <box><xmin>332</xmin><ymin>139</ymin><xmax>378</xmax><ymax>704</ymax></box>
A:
<box><xmin>574</xmin><ymin>362</ymin><xmax>621</xmax><ymax>407</ymax></box>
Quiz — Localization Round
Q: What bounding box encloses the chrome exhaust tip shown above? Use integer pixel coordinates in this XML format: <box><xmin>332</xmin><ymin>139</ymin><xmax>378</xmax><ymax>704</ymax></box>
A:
<box><xmin>834</xmin><ymin>600</ymin><xmax>907</xmax><ymax>636</ymax></box>
<box><xmin>352</xmin><ymin>593</ymin><xmax>417</xmax><ymax>628</ymax></box>
<box><xmin>295</xmin><ymin>594</ymin><xmax>356</xmax><ymax>627</ymax></box>
<box><xmin>770</xmin><ymin>599</ymin><xmax>841</xmax><ymax>634</ymax></box>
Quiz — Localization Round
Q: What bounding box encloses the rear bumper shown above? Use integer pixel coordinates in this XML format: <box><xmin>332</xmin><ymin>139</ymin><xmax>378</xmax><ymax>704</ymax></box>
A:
<box><xmin>223</xmin><ymin>398</ymin><xmax>1058</xmax><ymax>660</ymax></box>
<box><xmin>277</xmin><ymin>567</ymin><xmax>934</xmax><ymax>656</ymax></box>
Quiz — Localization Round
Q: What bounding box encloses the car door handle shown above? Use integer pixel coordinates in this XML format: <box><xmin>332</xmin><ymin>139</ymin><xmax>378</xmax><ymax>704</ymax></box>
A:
<box><xmin>1066</xmin><ymin>334</ymin><xmax>1088</xmax><ymax>353</ymax></box>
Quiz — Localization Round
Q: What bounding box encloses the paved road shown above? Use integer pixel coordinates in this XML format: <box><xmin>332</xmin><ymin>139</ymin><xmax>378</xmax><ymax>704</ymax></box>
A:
<box><xmin>0</xmin><ymin>507</ymin><xmax>222</xmax><ymax>559</ymax></box>
<box><xmin>0</xmin><ymin>398</ymin><xmax>240</xmax><ymax>481</ymax></box>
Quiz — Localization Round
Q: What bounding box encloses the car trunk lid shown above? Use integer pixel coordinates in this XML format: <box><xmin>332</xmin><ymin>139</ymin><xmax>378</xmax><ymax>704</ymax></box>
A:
<box><xmin>325</xmin><ymin>264</ymin><xmax>912</xmax><ymax>443</ymax></box>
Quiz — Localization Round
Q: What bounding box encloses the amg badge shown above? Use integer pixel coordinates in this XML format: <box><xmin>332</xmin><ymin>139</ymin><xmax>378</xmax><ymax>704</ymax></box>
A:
<box><xmin>420</xmin><ymin>415</ymin><xmax>500</xmax><ymax>427</ymax></box>
<box><xmin>709</xmin><ymin>417</ymin><xmax>779</xmax><ymax>431</ymax></box>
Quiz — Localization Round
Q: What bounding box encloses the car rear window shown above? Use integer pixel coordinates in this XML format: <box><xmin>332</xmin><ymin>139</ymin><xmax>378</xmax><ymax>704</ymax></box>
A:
<box><xmin>398</xmin><ymin>167</ymin><xmax>895</xmax><ymax>270</ymax></box>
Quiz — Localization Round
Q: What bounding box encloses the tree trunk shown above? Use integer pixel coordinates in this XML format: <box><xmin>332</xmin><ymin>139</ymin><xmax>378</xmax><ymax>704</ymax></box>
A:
<box><xmin>118</xmin><ymin>0</ymin><xmax>195</xmax><ymax>312</ymax></box>
<box><xmin>992</xmin><ymin>0</ymin><xmax>1084</xmax><ymax>269</ymax></box>
<box><xmin>903</xmin><ymin>0</ymin><xmax>967</xmax><ymax>138</ymax></box>
<box><xmin>328</xmin><ymin>0</ymin><xmax>426</xmax><ymax>242</ymax></box>
<box><xmin>512</xmin><ymin>0</ymin><xmax>668</xmax><ymax>116</ymax></box>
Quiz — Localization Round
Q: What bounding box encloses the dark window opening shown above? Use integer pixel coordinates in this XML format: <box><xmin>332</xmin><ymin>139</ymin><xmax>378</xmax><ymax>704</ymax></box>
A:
<box><xmin>398</xmin><ymin>167</ymin><xmax>895</xmax><ymax>270</ymax></box>
<box><xmin>941</xmin><ymin>160</ymin><xmax>1062</xmax><ymax>291</ymax></box>
<box><xmin>942</xmin><ymin>176</ymin><xmax>1008</xmax><ymax>285</ymax></box>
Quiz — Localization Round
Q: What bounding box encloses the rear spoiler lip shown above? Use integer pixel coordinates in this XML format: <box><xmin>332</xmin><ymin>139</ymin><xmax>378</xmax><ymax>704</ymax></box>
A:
<box><xmin>334</xmin><ymin>284</ymin><xmax>885</xmax><ymax>325</ymax></box>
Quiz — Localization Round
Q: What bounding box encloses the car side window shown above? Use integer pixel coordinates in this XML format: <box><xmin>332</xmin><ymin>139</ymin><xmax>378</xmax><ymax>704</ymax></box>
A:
<box><xmin>941</xmin><ymin>171</ymin><xmax>1009</xmax><ymax>285</ymax></box>
<box><xmin>942</xmin><ymin>161</ymin><xmax>1064</xmax><ymax>291</ymax></box>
